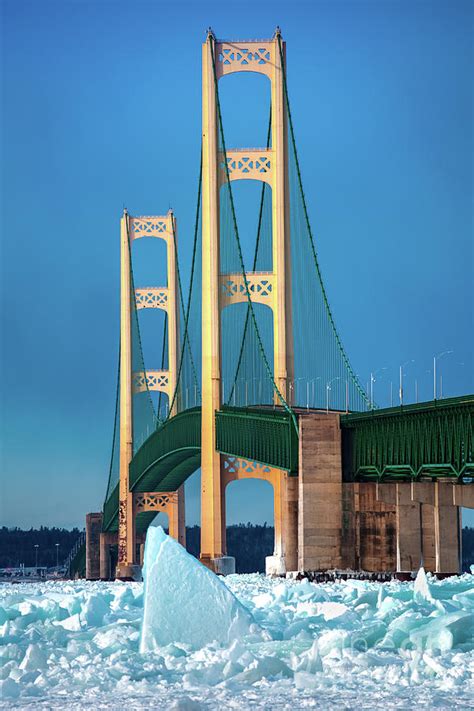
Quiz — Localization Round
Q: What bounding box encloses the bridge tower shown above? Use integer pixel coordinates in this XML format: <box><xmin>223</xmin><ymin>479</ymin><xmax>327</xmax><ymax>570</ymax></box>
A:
<box><xmin>200</xmin><ymin>30</ymin><xmax>295</xmax><ymax>573</ymax></box>
<box><xmin>116</xmin><ymin>209</ymin><xmax>185</xmax><ymax>580</ymax></box>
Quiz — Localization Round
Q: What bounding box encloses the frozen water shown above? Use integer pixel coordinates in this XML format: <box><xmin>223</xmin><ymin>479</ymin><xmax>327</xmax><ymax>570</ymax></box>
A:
<box><xmin>0</xmin><ymin>563</ymin><xmax>473</xmax><ymax>709</ymax></box>
<box><xmin>140</xmin><ymin>527</ymin><xmax>257</xmax><ymax>651</ymax></box>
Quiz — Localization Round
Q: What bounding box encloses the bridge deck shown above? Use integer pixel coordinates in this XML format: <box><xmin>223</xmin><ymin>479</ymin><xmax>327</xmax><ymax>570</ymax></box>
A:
<box><xmin>102</xmin><ymin>395</ymin><xmax>473</xmax><ymax>533</ymax></box>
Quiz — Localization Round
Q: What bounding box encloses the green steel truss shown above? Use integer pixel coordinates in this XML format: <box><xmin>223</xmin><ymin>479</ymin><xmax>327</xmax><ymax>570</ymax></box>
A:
<box><xmin>341</xmin><ymin>395</ymin><xmax>474</xmax><ymax>482</ymax></box>
<box><xmin>216</xmin><ymin>406</ymin><xmax>298</xmax><ymax>474</ymax></box>
<box><xmin>103</xmin><ymin>395</ymin><xmax>473</xmax><ymax>532</ymax></box>
<box><xmin>102</xmin><ymin>406</ymin><xmax>297</xmax><ymax>532</ymax></box>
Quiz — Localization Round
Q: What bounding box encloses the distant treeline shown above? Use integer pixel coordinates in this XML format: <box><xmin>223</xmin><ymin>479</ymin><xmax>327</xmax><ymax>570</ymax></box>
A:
<box><xmin>0</xmin><ymin>523</ymin><xmax>274</xmax><ymax>572</ymax></box>
<box><xmin>462</xmin><ymin>526</ymin><xmax>474</xmax><ymax>572</ymax></box>
<box><xmin>0</xmin><ymin>527</ymin><xmax>83</xmax><ymax>568</ymax></box>
<box><xmin>185</xmin><ymin>523</ymin><xmax>275</xmax><ymax>573</ymax></box>
<box><xmin>1</xmin><ymin>524</ymin><xmax>473</xmax><ymax>573</ymax></box>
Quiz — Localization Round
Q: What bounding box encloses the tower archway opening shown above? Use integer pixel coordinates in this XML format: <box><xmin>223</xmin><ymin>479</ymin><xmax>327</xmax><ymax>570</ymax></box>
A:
<box><xmin>225</xmin><ymin>478</ymin><xmax>274</xmax><ymax>573</ymax></box>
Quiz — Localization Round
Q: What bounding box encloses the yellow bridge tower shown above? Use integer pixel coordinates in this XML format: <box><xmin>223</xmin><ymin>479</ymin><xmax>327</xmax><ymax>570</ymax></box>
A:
<box><xmin>116</xmin><ymin>209</ymin><xmax>185</xmax><ymax>580</ymax></box>
<box><xmin>200</xmin><ymin>30</ymin><xmax>296</xmax><ymax>574</ymax></box>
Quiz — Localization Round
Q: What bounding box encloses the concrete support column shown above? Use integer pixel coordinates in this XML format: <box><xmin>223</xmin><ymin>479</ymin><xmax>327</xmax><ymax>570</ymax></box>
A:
<box><xmin>341</xmin><ymin>483</ymin><xmax>357</xmax><ymax>570</ymax></box>
<box><xmin>421</xmin><ymin>503</ymin><xmax>436</xmax><ymax>572</ymax></box>
<box><xmin>395</xmin><ymin>483</ymin><xmax>422</xmax><ymax>572</ymax></box>
<box><xmin>266</xmin><ymin>470</ymin><xmax>286</xmax><ymax>575</ymax></box>
<box><xmin>267</xmin><ymin>472</ymin><xmax>299</xmax><ymax>575</ymax></box>
<box><xmin>434</xmin><ymin>482</ymin><xmax>461</xmax><ymax>574</ymax></box>
<box><xmin>99</xmin><ymin>531</ymin><xmax>117</xmax><ymax>580</ymax></box>
<box><xmin>410</xmin><ymin>481</ymin><xmax>461</xmax><ymax>573</ymax></box>
<box><xmin>359</xmin><ymin>483</ymin><xmax>396</xmax><ymax>571</ymax></box>
<box><xmin>298</xmin><ymin>413</ymin><xmax>343</xmax><ymax>572</ymax></box>
<box><xmin>284</xmin><ymin>475</ymin><xmax>299</xmax><ymax>572</ymax></box>
<box><xmin>86</xmin><ymin>513</ymin><xmax>103</xmax><ymax>581</ymax></box>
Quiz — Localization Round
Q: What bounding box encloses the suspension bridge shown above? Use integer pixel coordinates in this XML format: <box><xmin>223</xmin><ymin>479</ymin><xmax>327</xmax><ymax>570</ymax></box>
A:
<box><xmin>83</xmin><ymin>30</ymin><xmax>473</xmax><ymax>581</ymax></box>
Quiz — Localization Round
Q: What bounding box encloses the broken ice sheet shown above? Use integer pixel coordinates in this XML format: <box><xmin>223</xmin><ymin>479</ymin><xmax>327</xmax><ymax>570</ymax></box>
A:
<box><xmin>140</xmin><ymin>527</ymin><xmax>260</xmax><ymax>651</ymax></box>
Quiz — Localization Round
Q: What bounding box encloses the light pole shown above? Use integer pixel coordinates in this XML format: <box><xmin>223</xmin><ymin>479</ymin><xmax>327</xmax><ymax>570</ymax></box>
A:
<box><xmin>370</xmin><ymin>367</ymin><xmax>387</xmax><ymax>409</ymax></box>
<box><xmin>326</xmin><ymin>377</ymin><xmax>339</xmax><ymax>414</ymax></box>
<box><xmin>399</xmin><ymin>360</ymin><xmax>415</xmax><ymax>405</ymax></box>
<box><xmin>293</xmin><ymin>377</ymin><xmax>304</xmax><ymax>407</ymax></box>
<box><xmin>55</xmin><ymin>543</ymin><xmax>60</xmax><ymax>569</ymax></box>
<box><xmin>34</xmin><ymin>544</ymin><xmax>39</xmax><ymax>569</ymax></box>
<box><xmin>433</xmin><ymin>351</ymin><xmax>453</xmax><ymax>400</ymax></box>
<box><xmin>310</xmin><ymin>377</ymin><xmax>321</xmax><ymax>409</ymax></box>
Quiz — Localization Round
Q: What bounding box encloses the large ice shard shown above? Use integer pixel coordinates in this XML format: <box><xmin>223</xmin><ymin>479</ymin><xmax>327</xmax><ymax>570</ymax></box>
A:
<box><xmin>140</xmin><ymin>527</ymin><xmax>257</xmax><ymax>652</ymax></box>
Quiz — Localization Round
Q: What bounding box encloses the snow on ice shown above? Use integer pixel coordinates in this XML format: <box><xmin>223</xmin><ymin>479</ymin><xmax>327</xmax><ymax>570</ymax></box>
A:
<box><xmin>0</xmin><ymin>530</ymin><xmax>473</xmax><ymax>710</ymax></box>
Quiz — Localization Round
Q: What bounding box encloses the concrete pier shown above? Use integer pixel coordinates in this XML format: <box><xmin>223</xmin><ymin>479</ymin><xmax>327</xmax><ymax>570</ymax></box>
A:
<box><xmin>297</xmin><ymin>413</ymin><xmax>343</xmax><ymax>571</ymax></box>
<box><xmin>86</xmin><ymin>512</ymin><xmax>103</xmax><ymax>580</ymax></box>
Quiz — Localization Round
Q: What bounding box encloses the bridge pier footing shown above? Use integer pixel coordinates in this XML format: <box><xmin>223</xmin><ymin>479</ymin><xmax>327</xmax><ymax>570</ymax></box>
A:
<box><xmin>86</xmin><ymin>512</ymin><xmax>103</xmax><ymax>581</ymax></box>
<box><xmin>434</xmin><ymin>489</ymin><xmax>461</xmax><ymax>574</ymax></box>
<box><xmin>99</xmin><ymin>532</ymin><xmax>117</xmax><ymax>580</ymax></box>
<box><xmin>297</xmin><ymin>413</ymin><xmax>344</xmax><ymax>571</ymax></box>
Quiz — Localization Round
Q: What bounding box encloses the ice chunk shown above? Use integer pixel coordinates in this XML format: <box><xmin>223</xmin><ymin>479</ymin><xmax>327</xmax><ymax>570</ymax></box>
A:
<box><xmin>168</xmin><ymin>697</ymin><xmax>203</xmax><ymax>711</ymax></box>
<box><xmin>414</xmin><ymin>567</ymin><xmax>434</xmax><ymax>603</ymax></box>
<box><xmin>316</xmin><ymin>601</ymin><xmax>350</xmax><ymax>621</ymax></box>
<box><xmin>409</xmin><ymin>610</ymin><xmax>473</xmax><ymax>651</ymax></box>
<box><xmin>140</xmin><ymin>527</ymin><xmax>257</xmax><ymax>651</ymax></box>
<box><xmin>79</xmin><ymin>593</ymin><xmax>109</xmax><ymax>627</ymax></box>
<box><xmin>53</xmin><ymin>613</ymin><xmax>82</xmax><ymax>631</ymax></box>
<box><xmin>0</xmin><ymin>678</ymin><xmax>20</xmax><ymax>699</ymax></box>
<box><xmin>294</xmin><ymin>639</ymin><xmax>323</xmax><ymax>673</ymax></box>
<box><xmin>19</xmin><ymin>643</ymin><xmax>48</xmax><ymax>671</ymax></box>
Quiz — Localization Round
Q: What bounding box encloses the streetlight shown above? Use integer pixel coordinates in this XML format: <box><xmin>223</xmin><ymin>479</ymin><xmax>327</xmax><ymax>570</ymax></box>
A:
<box><xmin>370</xmin><ymin>367</ymin><xmax>387</xmax><ymax>409</ymax></box>
<box><xmin>34</xmin><ymin>544</ymin><xmax>39</xmax><ymax>569</ymax></box>
<box><xmin>326</xmin><ymin>377</ymin><xmax>339</xmax><ymax>414</ymax></box>
<box><xmin>433</xmin><ymin>351</ymin><xmax>453</xmax><ymax>400</ymax></box>
<box><xmin>292</xmin><ymin>377</ymin><xmax>304</xmax><ymax>407</ymax></box>
<box><xmin>309</xmin><ymin>377</ymin><xmax>321</xmax><ymax>409</ymax></box>
<box><xmin>55</xmin><ymin>543</ymin><xmax>60</xmax><ymax>569</ymax></box>
<box><xmin>399</xmin><ymin>360</ymin><xmax>415</xmax><ymax>405</ymax></box>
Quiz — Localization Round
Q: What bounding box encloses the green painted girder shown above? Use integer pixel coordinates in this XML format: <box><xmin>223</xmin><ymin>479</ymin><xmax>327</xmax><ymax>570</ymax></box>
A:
<box><xmin>103</xmin><ymin>395</ymin><xmax>474</xmax><ymax>532</ymax></box>
<box><xmin>102</xmin><ymin>405</ymin><xmax>297</xmax><ymax>532</ymax></box>
<box><xmin>102</xmin><ymin>409</ymin><xmax>201</xmax><ymax>533</ymax></box>
<box><xmin>216</xmin><ymin>406</ymin><xmax>299</xmax><ymax>475</ymax></box>
<box><xmin>341</xmin><ymin>394</ymin><xmax>474</xmax><ymax>483</ymax></box>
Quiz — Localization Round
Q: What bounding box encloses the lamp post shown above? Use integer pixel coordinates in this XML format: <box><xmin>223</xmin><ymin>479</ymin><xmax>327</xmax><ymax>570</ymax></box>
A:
<box><xmin>309</xmin><ymin>377</ymin><xmax>321</xmax><ymax>409</ymax></box>
<box><xmin>370</xmin><ymin>367</ymin><xmax>387</xmax><ymax>409</ymax></box>
<box><xmin>34</xmin><ymin>544</ymin><xmax>39</xmax><ymax>569</ymax></box>
<box><xmin>326</xmin><ymin>377</ymin><xmax>339</xmax><ymax>414</ymax></box>
<box><xmin>293</xmin><ymin>377</ymin><xmax>304</xmax><ymax>407</ymax></box>
<box><xmin>433</xmin><ymin>351</ymin><xmax>453</xmax><ymax>400</ymax></box>
<box><xmin>399</xmin><ymin>360</ymin><xmax>415</xmax><ymax>405</ymax></box>
<box><xmin>55</xmin><ymin>543</ymin><xmax>60</xmax><ymax>569</ymax></box>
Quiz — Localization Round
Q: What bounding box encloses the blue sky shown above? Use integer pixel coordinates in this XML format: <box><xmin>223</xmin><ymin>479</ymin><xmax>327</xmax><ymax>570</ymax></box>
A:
<box><xmin>1</xmin><ymin>0</ymin><xmax>473</xmax><ymax>529</ymax></box>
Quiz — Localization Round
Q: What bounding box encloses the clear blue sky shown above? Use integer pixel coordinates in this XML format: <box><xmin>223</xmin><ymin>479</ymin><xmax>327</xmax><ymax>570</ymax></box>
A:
<box><xmin>1</xmin><ymin>0</ymin><xmax>473</xmax><ymax>529</ymax></box>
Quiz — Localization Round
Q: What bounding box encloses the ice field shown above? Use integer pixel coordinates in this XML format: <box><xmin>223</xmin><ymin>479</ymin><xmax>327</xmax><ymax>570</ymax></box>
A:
<box><xmin>1</xmin><ymin>531</ymin><xmax>473</xmax><ymax>710</ymax></box>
